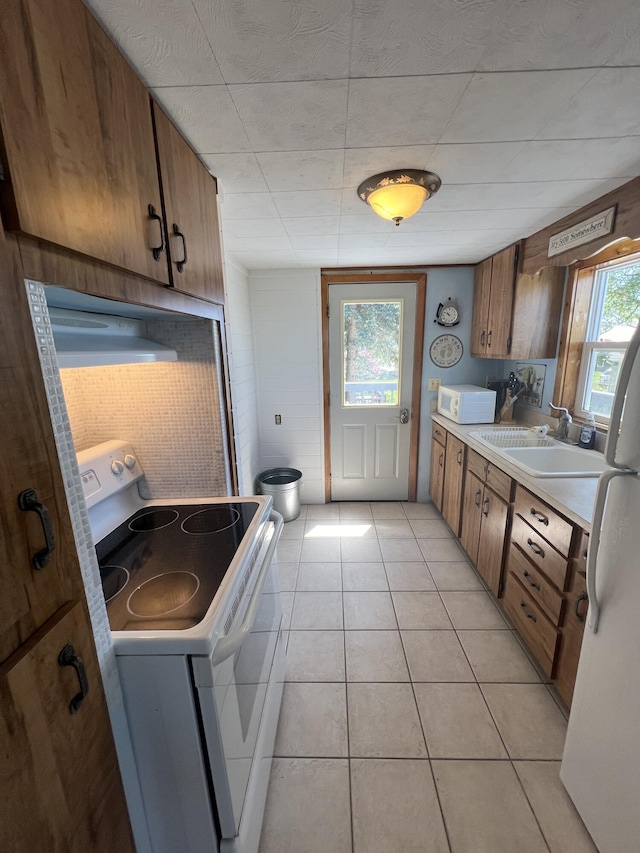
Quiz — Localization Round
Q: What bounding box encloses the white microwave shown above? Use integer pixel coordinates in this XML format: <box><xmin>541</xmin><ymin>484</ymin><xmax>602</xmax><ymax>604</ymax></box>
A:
<box><xmin>437</xmin><ymin>384</ymin><xmax>496</xmax><ymax>424</ymax></box>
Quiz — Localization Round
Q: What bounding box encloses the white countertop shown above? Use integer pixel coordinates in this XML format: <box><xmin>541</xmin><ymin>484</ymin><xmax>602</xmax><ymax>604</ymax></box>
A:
<box><xmin>431</xmin><ymin>413</ymin><xmax>598</xmax><ymax>531</ymax></box>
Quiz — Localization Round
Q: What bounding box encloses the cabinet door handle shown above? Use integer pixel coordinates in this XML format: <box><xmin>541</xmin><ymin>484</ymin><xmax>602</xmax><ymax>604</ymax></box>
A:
<box><xmin>482</xmin><ymin>496</ymin><xmax>490</xmax><ymax>517</ymax></box>
<box><xmin>58</xmin><ymin>643</ymin><xmax>89</xmax><ymax>715</ymax></box>
<box><xmin>474</xmin><ymin>489</ymin><xmax>482</xmax><ymax>508</ymax></box>
<box><xmin>172</xmin><ymin>223</ymin><xmax>188</xmax><ymax>272</ymax></box>
<box><xmin>18</xmin><ymin>488</ymin><xmax>56</xmax><ymax>571</ymax></box>
<box><xmin>148</xmin><ymin>204</ymin><xmax>166</xmax><ymax>260</ymax></box>
<box><xmin>487</xmin><ymin>329</ymin><xmax>492</xmax><ymax>348</ymax></box>
<box><xmin>480</xmin><ymin>330</ymin><xmax>486</xmax><ymax>347</ymax></box>
<box><xmin>520</xmin><ymin>601</ymin><xmax>537</xmax><ymax>622</ymax></box>
<box><xmin>439</xmin><ymin>452</ymin><xmax>444</xmax><ymax>469</ymax></box>
<box><xmin>574</xmin><ymin>591</ymin><xmax>588</xmax><ymax>623</ymax></box>
<box><xmin>522</xmin><ymin>570</ymin><xmax>541</xmax><ymax>592</ymax></box>
<box><xmin>527</xmin><ymin>538</ymin><xmax>545</xmax><ymax>558</ymax></box>
<box><xmin>456</xmin><ymin>448</ymin><xmax>463</xmax><ymax>465</ymax></box>
<box><xmin>530</xmin><ymin>508</ymin><xmax>549</xmax><ymax>526</ymax></box>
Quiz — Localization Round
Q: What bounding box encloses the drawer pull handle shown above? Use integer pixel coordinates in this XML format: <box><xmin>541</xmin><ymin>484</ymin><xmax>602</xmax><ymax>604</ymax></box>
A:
<box><xmin>457</xmin><ymin>448</ymin><xmax>463</xmax><ymax>465</ymax></box>
<box><xmin>575</xmin><ymin>591</ymin><xmax>588</xmax><ymax>623</ymax></box>
<box><xmin>148</xmin><ymin>203</ymin><xmax>166</xmax><ymax>260</ymax></box>
<box><xmin>58</xmin><ymin>643</ymin><xmax>89</xmax><ymax>715</ymax></box>
<box><xmin>523</xmin><ymin>570</ymin><xmax>541</xmax><ymax>592</ymax></box>
<box><xmin>527</xmin><ymin>538</ymin><xmax>545</xmax><ymax>558</ymax></box>
<box><xmin>474</xmin><ymin>489</ymin><xmax>482</xmax><ymax>508</ymax></box>
<box><xmin>530</xmin><ymin>508</ymin><xmax>549</xmax><ymax>526</ymax></box>
<box><xmin>18</xmin><ymin>488</ymin><xmax>56</xmax><ymax>571</ymax></box>
<box><xmin>172</xmin><ymin>223</ymin><xmax>188</xmax><ymax>272</ymax></box>
<box><xmin>520</xmin><ymin>601</ymin><xmax>537</xmax><ymax>623</ymax></box>
<box><xmin>482</xmin><ymin>497</ymin><xmax>490</xmax><ymax>517</ymax></box>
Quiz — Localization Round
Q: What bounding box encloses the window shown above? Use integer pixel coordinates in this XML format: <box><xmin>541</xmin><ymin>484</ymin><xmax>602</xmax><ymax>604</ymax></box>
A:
<box><xmin>574</xmin><ymin>258</ymin><xmax>640</xmax><ymax>422</ymax></box>
<box><xmin>341</xmin><ymin>299</ymin><xmax>402</xmax><ymax>406</ymax></box>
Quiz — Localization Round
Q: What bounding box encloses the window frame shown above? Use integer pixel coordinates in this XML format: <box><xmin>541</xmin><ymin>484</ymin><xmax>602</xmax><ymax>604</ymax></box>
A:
<box><xmin>553</xmin><ymin>243</ymin><xmax>640</xmax><ymax>430</ymax></box>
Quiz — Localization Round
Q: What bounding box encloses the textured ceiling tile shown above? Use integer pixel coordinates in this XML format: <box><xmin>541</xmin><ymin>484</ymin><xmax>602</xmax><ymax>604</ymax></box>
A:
<box><xmin>200</xmin><ymin>153</ymin><xmax>269</xmax><ymax>193</ymax></box>
<box><xmin>427</xmin><ymin>142</ymin><xmax>527</xmax><ymax>185</ymax></box>
<box><xmin>339</xmin><ymin>214</ymin><xmax>400</xmax><ymax>235</ymax></box>
<box><xmin>343</xmin><ymin>145</ymin><xmax>436</xmax><ymax>188</ymax></box>
<box><xmin>536</xmin><ymin>68</ymin><xmax>640</xmax><ymax>139</ymax></box>
<box><xmin>346</xmin><ymin>76</ymin><xmax>472</xmax><ymax>148</ymax></box>
<box><xmin>230</xmin><ymin>81</ymin><xmax>349</xmax><ymax>151</ymax></box>
<box><xmin>282</xmin><ymin>217</ymin><xmax>340</xmax><ymax>236</ymax></box>
<box><xmin>224</xmin><ymin>235</ymin><xmax>293</xmax><ymax>252</ymax></box>
<box><xmin>152</xmin><ymin>86</ymin><xmax>252</xmax><ymax>153</ymax></box>
<box><xmin>441</xmin><ymin>70</ymin><xmax>596</xmax><ymax>142</ymax></box>
<box><xmin>272</xmin><ymin>190</ymin><xmax>343</xmax><ymax>218</ymax></box>
<box><xmin>425</xmin><ymin>180</ymin><xmax>629</xmax><ymax>212</ymax></box>
<box><xmin>350</xmin><ymin>0</ymin><xmax>493</xmax><ymax>77</ymax></box>
<box><xmin>295</xmin><ymin>250</ymin><xmax>340</xmax><ymax>265</ymax></box>
<box><xmin>257</xmin><ymin>150</ymin><xmax>345</xmax><ymax>192</ymax></box>
<box><xmin>223</xmin><ymin>219</ymin><xmax>288</xmax><ymax>239</ymax></box>
<box><xmin>220</xmin><ymin>193</ymin><xmax>280</xmax><ymax>220</ymax></box>
<box><xmin>230</xmin><ymin>251</ymin><xmax>300</xmax><ymax>270</ymax></box>
<box><xmin>477</xmin><ymin>0</ymin><xmax>640</xmax><ymax>72</ymax></box>
<box><xmin>86</xmin><ymin>0</ymin><xmax>223</xmax><ymax>86</ymax></box>
<box><xmin>289</xmin><ymin>234</ymin><xmax>340</xmax><ymax>251</ymax></box>
<box><xmin>498</xmin><ymin>138</ymin><xmax>640</xmax><ymax>182</ymax></box>
<box><xmin>385</xmin><ymin>228</ymin><xmax>524</xmax><ymax>248</ymax></box>
<box><xmin>193</xmin><ymin>0</ymin><xmax>352</xmax><ymax>83</ymax></box>
<box><xmin>338</xmin><ymin>233</ymin><xmax>390</xmax><ymax>249</ymax></box>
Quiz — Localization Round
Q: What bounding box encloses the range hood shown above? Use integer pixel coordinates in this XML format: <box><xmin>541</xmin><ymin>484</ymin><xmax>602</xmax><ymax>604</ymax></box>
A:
<box><xmin>50</xmin><ymin>307</ymin><xmax>178</xmax><ymax>368</ymax></box>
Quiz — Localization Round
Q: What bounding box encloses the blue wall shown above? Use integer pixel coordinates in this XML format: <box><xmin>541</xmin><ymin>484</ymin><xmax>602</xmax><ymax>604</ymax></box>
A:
<box><xmin>418</xmin><ymin>267</ymin><xmax>508</xmax><ymax>500</ymax></box>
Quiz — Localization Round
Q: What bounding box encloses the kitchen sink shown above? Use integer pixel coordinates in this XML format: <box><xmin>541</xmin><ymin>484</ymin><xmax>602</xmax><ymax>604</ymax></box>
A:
<box><xmin>469</xmin><ymin>428</ymin><xmax>609</xmax><ymax>477</ymax></box>
<box><xmin>500</xmin><ymin>445</ymin><xmax>608</xmax><ymax>478</ymax></box>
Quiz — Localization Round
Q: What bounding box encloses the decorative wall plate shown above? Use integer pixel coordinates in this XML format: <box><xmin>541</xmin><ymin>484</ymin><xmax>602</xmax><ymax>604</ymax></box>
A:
<box><xmin>429</xmin><ymin>334</ymin><xmax>463</xmax><ymax>368</ymax></box>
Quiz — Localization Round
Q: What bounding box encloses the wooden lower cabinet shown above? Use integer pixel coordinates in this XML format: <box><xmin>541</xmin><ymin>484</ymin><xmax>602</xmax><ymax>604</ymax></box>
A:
<box><xmin>503</xmin><ymin>570</ymin><xmax>558</xmax><ymax>677</ymax></box>
<box><xmin>554</xmin><ymin>560</ymin><xmax>589</xmax><ymax>707</ymax></box>
<box><xmin>460</xmin><ymin>453</ymin><xmax>511</xmax><ymax>597</ymax></box>
<box><xmin>0</xmin><ymin>601</ymin><xmax>134</xmax><ymax>851</ymax></box>
<box><xmin>476</xmin><ymin>486</ymin><xmax>510</xmax><ymax>597</ymax></box>
<box><xmin>442</xmin><ymin>433</ymin><xmax>465</xmax><ymax>536</ymax></box>
<box><xmin>429</xmin><ymin>434</ymin><xmax>446</xmax><ymax>512</ymax></box>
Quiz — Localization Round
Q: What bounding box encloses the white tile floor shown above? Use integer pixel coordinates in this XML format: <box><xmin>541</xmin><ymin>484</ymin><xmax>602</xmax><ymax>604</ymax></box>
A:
<box><xmin>259</xmin><ymin>501</ymin><xmax>598</xmax><ymax>853</ymax></box>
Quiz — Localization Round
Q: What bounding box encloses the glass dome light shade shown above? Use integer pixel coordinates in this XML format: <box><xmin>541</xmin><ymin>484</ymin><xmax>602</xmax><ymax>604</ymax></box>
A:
<box><xmin>357</xmin><ymin>169</ymin><xmax>441</xmax><ymax>226</ymax></box>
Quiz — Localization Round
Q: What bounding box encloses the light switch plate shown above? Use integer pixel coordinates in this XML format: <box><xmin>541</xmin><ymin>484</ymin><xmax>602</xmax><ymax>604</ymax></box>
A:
<box><xmin>428</xmin><ymin>378</ymin><xmax>441</xmax><ymax>391</ymax></box>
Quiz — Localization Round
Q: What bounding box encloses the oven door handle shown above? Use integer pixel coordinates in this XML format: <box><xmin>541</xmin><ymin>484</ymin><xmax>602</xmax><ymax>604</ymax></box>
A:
<box><xmin>211</xmin><ymin>510</ymin><xmax>284</xmax><ymax>667</ymax></box>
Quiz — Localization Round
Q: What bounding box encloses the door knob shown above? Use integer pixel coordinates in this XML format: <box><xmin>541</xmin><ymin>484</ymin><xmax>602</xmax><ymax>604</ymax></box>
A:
<box><xmin>398</xmin><ymin>409</ymin><xmax>409</xmax><ymax>424</ymax></box>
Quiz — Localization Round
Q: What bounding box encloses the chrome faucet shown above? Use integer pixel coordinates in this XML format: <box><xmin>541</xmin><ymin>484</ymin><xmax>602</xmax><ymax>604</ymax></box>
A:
<box><xmin>548</xmin><ymin>403</ymin><xmax>572</xmax><ymax>440</ymax></box>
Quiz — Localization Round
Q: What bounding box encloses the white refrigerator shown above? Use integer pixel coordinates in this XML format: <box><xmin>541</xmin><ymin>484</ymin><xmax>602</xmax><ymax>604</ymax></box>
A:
<box><xmin>561</xmin><ymin>323</ymin><xmax>640</xmax><ymax>853</ymax></box>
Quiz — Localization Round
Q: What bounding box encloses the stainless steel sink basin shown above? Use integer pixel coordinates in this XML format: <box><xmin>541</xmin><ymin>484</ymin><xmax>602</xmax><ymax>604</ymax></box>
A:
<box><xmin>500</xmin><ymin>446</ymin><xmax>608</xmax><ymax>478</ymax></box>
<box><xmin>469</xmin><ymin>427</ymin><xmax>609</xmax><ymax>477</ymax></box>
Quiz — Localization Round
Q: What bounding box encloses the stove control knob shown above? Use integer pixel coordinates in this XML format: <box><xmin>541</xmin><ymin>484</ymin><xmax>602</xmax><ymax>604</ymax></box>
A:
<box><xmin>111</xmin><ymin>460</ymin><xmax>125</xmax><ymax>476</ymax></box>
<box><xmin>123</xmin><ymin>454</ymin><xmax>137</xmax><ymax>470</ymax></box>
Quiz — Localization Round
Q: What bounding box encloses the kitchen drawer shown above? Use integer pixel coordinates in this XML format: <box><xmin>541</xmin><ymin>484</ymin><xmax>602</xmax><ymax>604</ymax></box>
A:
<box><xmin>507</xmin><ymin>542</ymin><xmax>563</xmax><ymax>625</ymax></box>
<box><xmin>511</xmin><ymin>513</ymin><xmax>569</xmax><ymax>591</ymax></box>
<box><xmin>514</xmin><ymin>485</ymin><xmax>574</xmax><ymax>557</ymax></box>
<box><xmin>467</xmin><ymin>448</ymin><xmax>513</xmax><ymax>503</ymax></box>
<box><xmin>503</xmin><ymin>573</ymin><xmax>558</xmax><ymax>677</ymax></box>
<box><xmin>574</xmin><ymin>529</ymin><xmax>589</xmax><ymax>574</ymax></box>
<box><xmin>485</xmin><ymin>462</ymin><xmax>513</xmax><ymax>503</ymax></box>
<box><xmin>432</xmin><ymin>421</ymin><xmax>447</xmax><ymax>446</ymax></box>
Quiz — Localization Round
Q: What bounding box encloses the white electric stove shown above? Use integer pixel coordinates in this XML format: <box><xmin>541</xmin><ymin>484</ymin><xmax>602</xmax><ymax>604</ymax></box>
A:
<box><xmin>78</xmin><ymin>440</ymin><xmax>286</xmax><ymax>853</ymax></box>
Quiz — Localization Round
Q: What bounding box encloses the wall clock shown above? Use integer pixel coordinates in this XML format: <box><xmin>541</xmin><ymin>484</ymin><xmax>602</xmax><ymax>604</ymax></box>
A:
<box><xmin>430</xmin><ymin>334</ymin><xmax>463</xmax><ymax>368</ymax></box>
<box><xmin>435</xmin><ymin>298</ymin><xmax>460</xmax><ymax>327</ymax></box>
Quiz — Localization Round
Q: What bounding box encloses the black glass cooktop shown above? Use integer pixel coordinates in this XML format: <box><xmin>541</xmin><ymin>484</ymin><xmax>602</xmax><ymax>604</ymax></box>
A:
<box><xmin>96</xmin><ymin>502</ymin><xmax>259</xmax><ymax>632</ymax></box>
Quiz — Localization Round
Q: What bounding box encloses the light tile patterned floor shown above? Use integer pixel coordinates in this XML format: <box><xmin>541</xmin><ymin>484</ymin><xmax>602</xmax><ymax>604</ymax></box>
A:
<box><xmin>258</xmin><ymin>502</ymin><xmax>598</xmax><ymax>853</ymax></box>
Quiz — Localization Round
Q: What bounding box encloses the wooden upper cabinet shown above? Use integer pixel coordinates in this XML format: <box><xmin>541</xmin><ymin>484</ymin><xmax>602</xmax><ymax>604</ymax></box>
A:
<box><xmin>471</xmin><ymin>244</ymin><xmax>518</xmax><ymax>357</ymax></box>
<box><xmin>152</xmin><ymin>102</ymin><xmax>225</xmax><ymax>304</ymax></box>
<box><xmin>0</xmin><ymin>0</ymin><xmax>169</xmax><ymax>284</ymax></box>
<box><xmin>0</xmin><ymin>601</ymin><xmax>135</xmax><ymax>852</ymax></box>
<box><xmin>471</xmin><ymin>241</ymin><xmax>565</xmax><ymax>360</ymax></box>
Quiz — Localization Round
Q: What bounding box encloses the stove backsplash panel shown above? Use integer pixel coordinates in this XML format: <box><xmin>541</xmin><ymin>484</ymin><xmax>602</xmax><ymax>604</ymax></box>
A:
<box><xmin>61</xmin><ymin>318</ymin><xmax>231</xmax><ymax>498</ymax></box>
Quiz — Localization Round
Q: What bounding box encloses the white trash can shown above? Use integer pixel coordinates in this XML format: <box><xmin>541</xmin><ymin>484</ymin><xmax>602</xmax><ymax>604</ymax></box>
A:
<box><xmin>257</xmin><ymin>468</ymin><xmax>302</xmax><ymax>522</ymax></box>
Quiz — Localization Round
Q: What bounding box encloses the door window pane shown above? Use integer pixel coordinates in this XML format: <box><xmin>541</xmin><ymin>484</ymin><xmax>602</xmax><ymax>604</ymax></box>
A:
<box><xmin>342</xmin><ymin>300</ymin><xmax>402</xmax><ymax>406</ymax></box>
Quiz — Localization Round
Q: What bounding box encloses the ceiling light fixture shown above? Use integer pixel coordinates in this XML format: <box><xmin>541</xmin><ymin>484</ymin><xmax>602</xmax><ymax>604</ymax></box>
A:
<box><xmin>357</xmin><ymin>169</ymin><xmax>441</xmax><ymax>226</ymax></box>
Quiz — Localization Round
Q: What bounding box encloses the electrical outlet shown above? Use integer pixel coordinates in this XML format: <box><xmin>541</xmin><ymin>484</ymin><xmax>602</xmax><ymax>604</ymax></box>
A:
<box><xmin>275</xmin><ymin>414</ymin><xmax>281</xmax><ymax>425</ymax></box>
<box><xmin>428</xmin><ymin>378</ymin><xmax>441</xmax><ymax>391</ymax></box>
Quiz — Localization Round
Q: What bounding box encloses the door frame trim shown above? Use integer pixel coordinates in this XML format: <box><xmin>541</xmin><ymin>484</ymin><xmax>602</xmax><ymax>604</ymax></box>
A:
<box><xmin>321</xmin><ymin>272</ymin><xmax>426</xmax><ymax>503</ymax></box>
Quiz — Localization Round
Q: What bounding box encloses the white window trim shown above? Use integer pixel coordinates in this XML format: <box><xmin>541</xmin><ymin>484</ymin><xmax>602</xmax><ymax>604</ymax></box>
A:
<box><xmin>575</xmin><ymin>341</ymin><xmax>629</xmax><ymax>424</ymax></box>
